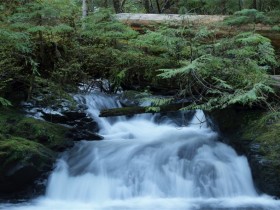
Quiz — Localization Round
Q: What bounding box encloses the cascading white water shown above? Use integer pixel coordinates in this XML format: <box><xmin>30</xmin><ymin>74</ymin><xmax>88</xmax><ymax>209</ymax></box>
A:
<box><xmin>1</xmin><ymin>92</ymin><xmax>280</xmax><ymax>210</ymax></box>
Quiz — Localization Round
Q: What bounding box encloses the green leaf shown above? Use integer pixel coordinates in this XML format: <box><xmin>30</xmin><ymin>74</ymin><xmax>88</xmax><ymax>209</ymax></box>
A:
<box><xmin>0</xmin><ymin>97</ymin><xmax>11</xmax><ymax>106</ymax></box>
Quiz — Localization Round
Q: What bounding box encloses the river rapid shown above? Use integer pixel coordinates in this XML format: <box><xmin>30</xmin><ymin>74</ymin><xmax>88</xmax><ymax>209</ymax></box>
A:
<box><xmin>1</xmin><ymin>92</ymin><xmax>280</xmax><ymax>210</ymax></box>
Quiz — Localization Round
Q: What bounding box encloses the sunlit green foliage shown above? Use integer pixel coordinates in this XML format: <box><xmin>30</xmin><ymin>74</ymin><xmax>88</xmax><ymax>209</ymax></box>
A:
<box><xmin>224</xmin><ymin>9</ymin><xmax>269</xmax><ymax>28</ymax></box>
<box><xmin>158</xmin><ymin>32</ymin><xmax>277</xmax><ymax>110</ymax></box>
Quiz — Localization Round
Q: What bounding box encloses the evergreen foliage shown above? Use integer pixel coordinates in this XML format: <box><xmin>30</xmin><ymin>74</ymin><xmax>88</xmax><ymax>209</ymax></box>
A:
<box><xmin>0</xmin><ymin>0</ymin><xmax>279</xmax><ymax>111</ymax></box>
<box><xmin>158</xmin><ymin>32</ymin><xmax>277</xmax><ymax>110</ymax></box>
<box><xmin>224</xmin><ymin>9</ymin><xmax>270</xmax><ymax>28</ymax></box>
<box><xmin>0</xmin><ymin>0</ymin><xmax>80</xmax><ymax>102</ymax></box>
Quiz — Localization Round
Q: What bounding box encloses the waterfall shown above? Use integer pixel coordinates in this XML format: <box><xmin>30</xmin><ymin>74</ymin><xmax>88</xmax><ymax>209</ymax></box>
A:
<box><xmin>1</xmin><ymin>92</ymin><xmax>280</xmax><ymax>210</ymax></box>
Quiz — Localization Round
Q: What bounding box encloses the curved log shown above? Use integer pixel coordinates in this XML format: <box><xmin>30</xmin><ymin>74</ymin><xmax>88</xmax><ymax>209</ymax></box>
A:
<box><xmin>116</xmin><ymin>13</ymin><xmax>227</xmax><ymax>26</ymax></box>
<box><xmin>99</xmin><ymin>103</ymin><xmax>188</xmax><ymax>117</ymax></box>
<box><xmin>115</xmin><ymin>13</ymin><xmax>280</xmax><ymax>47</ymax></box>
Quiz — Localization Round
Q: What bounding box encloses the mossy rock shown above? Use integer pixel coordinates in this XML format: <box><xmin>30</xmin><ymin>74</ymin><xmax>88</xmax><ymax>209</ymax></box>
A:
<box><xmin>0</xmin><ymin>108</ymin><xmax>73</xmax><ymax>196</ymax></box>
<box><xmin>240</xmin><ymin>112</ymin><xmax>280</xmax><ymax>197</ymax></box>
<box><xmin>208</xmin><ymin>107</ymin><xmax>262</xmax><ymax>151</ymax></box>
<box><xmin>13</xmin><ymin>117</ymin><xmax>71</xmax><ymax>150</ymax></box>
<box><xmin>242</xmin><ymin>112</ymin><xmax>280</xmax><ymax>161</ymax></box>
<box><xmin>0</xmin><ymin>137</ymin><xmax>56</xmax><ymax>194</ymax></box>
<box><xmin>210</xmin><ymin>107</ymin><xmax>280</xmax><ymax>197</ymax></box>
<box><xmin>0</xmin><ymin>108</ymin><xmax>71</xmax><ymax>150</ymax></box>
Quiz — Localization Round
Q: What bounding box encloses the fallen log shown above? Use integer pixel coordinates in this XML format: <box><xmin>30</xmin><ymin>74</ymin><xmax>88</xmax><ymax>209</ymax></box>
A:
<box><xmin>99</xmin><ymin>103</ymin><xmax>188</xmax><ymax>117</ymax></box>
<box><xmin>115</xmin><ymin>13</ymin><xmax>280</xmax><ymax>48</ymax></box>
<box><xmin>116</xmin><ymin>13</ymin><xmax>227</xmax><ymax>26</ymax></box>
<box><xmin>270</xmin><ymin>75</ymin><xmax>280</xmax><ymax>88</ymax></box>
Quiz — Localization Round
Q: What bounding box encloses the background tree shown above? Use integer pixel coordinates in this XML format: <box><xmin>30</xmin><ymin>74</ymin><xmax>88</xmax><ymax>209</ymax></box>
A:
<box><xmin>143</xmin><ymin>0</ymin><xmax>151</xmax><ymax>13</ymax></box>
<box><xmin>112</xmin><ymin>0</ymin><xmax>122</xmax><ymax>13</ymax></box>
<box><xmin>82</xmin><ymin>0</ymin><xmax>88</xmax><ymax>17</ymax></box>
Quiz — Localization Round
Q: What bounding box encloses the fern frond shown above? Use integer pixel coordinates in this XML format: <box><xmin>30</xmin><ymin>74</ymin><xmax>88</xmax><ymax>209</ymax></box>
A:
<box><xmin>145</xmin><ymin>106</ymin><xmax>160</xmax><ymax>112</ymax></box>
<box><xmin>0</xmin><ymin>97</ymin><xmax>11</xmax><ymax>106</ymax></box>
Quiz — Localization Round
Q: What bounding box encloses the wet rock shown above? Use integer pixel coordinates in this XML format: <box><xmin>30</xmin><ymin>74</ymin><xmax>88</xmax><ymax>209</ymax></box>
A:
<box><xmin>209</xmin><ymin>107</ymin><xmax>280</xmax><ymax>198</ymax></box>
<box><xmin>0</xmin><ymin>98</ymin><xmax>103</xmax><ymax>198</ymax></box>
<box><xmin>41</xmin><ymin>110</ymin><xmax>101</xmax><ymax>141</ymax></box>
<box><xmin>41</xmin><ymin>113</ymin><xmax>68</xmax><ymax>124</ymax></box>
<box><xmin>118</xmin><ymin>91</ymin><xmax>142</xmax><ymax>107</ymax></box>
<box><xmin>250</xmin><ymin>157</ymin><xmax>280</xmax><ymax>197</ymax></box>
<box><xmin>243</xmin><ymin>121</ymin><xmax>280</xmax><ymax>197</ymax></box>
<box><xmin>22</xmin><ymin>97</ymin><xmax>103</xmax><ymax>142</ymax></box>
<box><xmin>0</xmin><ymin>137</ymin><xmax>56</xmax><ymax>196</ymax></box>
<box><xmin>63</xmin><ymin>111</ymin><xmax>87</xmax><ymax>121</ymax></box>
<box><xmin>67</xmin><ymin>128</ymin><xmax>103</xmax><ymax>141</ymax></box>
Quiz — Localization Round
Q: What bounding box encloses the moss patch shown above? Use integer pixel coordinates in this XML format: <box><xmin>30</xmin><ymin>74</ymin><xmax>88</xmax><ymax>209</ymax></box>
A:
<box><xmin>0</xmin><ymin>108</ymin><xmax>70</xmax><ymax>150</ymax></box>
<box><xmin>0</xmin><ymin>137</ymin><xmax>55</xmax><ymax>173</ymax></box>
<box><xmin>0</xmin><ymin>136</ymin><xmax>56</xmax><ymax>194</ymax></box>
<box><xmin>209</xmin><ymin>107</ymin><xmax>262</xmax><ymax>138</ymax></box>
<box><xmin>242</xmin><ymin>112</ymin><xmax>280</xmax><ymax>161</ymax></box>
<box><xmin>0</xmin><ymin>108</ymin><xmax>71</xmax><ymax>194</ymax></box>
<box><xmin>13</xmin><ymin>117</ymin><xmax>69</xmax><ymax>149</ymax></box>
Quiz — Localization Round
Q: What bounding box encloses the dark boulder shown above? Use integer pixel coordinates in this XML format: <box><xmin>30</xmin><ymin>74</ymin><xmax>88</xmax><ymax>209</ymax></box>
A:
<box><xmin>249</xmin><ymin>149</ymin><xmax>280</xmax><ymax>197</ymax></box>
<box><xmin>63</xmin><ymin>111</ymin><xmax>87</xmax><ymax>121</ymax></box>
<box><xmin>22</xmin><ymin>95</ymin><xmax>102</xmax><ymax>141</ymax></box>
<box><xmin>0</xmin><ymin>95</ymin><xmax>102</xmax><ymax>198</ymax></box>
<box><xmin>41</xmin><ymin>113</ymin><xmax>68</xmax><ymax>124</ymax></box>
<box><xmin>41</xmin><ymin>110</ymin><xmax>101</xmax><ymax>141</ymax></box>
<box><xmin>209</xmin><ymin>107</ymin><xmax>280</xmax><ymax>198</ymax></box>
<box><xmin>0</xmin><ymin>137</ymin><xmax>56</xmax><ymax>196</ymax></box>
<box><xmin>66</xmin><ymin>128</ymin><xmax>103</xmax><ymax>141</ymax></box>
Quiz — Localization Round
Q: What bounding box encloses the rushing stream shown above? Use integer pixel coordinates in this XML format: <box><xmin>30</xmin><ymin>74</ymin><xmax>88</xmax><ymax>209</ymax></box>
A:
<box><xmin>1</xmin><ymin>92</ymin><xmax>280</xmax><ymax>210</ymax></box>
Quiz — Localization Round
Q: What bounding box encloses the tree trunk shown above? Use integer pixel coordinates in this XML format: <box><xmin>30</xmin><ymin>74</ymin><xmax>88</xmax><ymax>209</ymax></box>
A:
<box><xmin>221</xmin><ymin>0</ymin><xmax>227</xmax><ymax>14</ymax></box>
<box><xmin>143</xmin><ymin>0</ymin><xmax>150</xmax><ymax>13</ymax></box>
<box><xmin>258</xmin><ymin>0</ymin><xmax>262</xmax><ymax>11</ymax></box>
<box><xmin>155</xmin><ymin>0</ymin><xmax>161</xmax><ymax>14</ymax></box>
<box><xmin>149</xmin><ymin>0</ymin><xmax>155</xmax><ymax>12</ymax></box>
<box><xmin>161</xmin><ymin>0</ymin><xmax>176</xmax><ymax>13</ymax></box>
<box><xmin>121</xmin><ymin>0</ymin><xmax>127</xmax><ymax>10</ymax></box>
<box><xmin>252</xmin><ymin>0</ymin><xmax>257</xmax><ymax>9</ymax></box>
<box><xmin>82</xmin><ymin>0</ymin><xmax>88</xmax><ymax>18</ymax></box>
<box><xmin>113</xmin><ymin>0</ymin><xmax>122</xmax><ymax>13</ymax></box>
<box><xmin>38</xmin><ymin>14</ymin><xmax>44</xmax><ymax>68</ymax></box>
<box><xmin>103</xmin><ymin>0</ymin><xmax>108</xmax><ymax>8</ymax></box>
<box><xmin>238</xmin><ymin>0</ymin><xmax>243</xmax><ymax>11</ymax></box>
<box><xmin>89</xmin><ymin>0</ymin><xmax>95</xmax><ymax>13</ymax></box>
